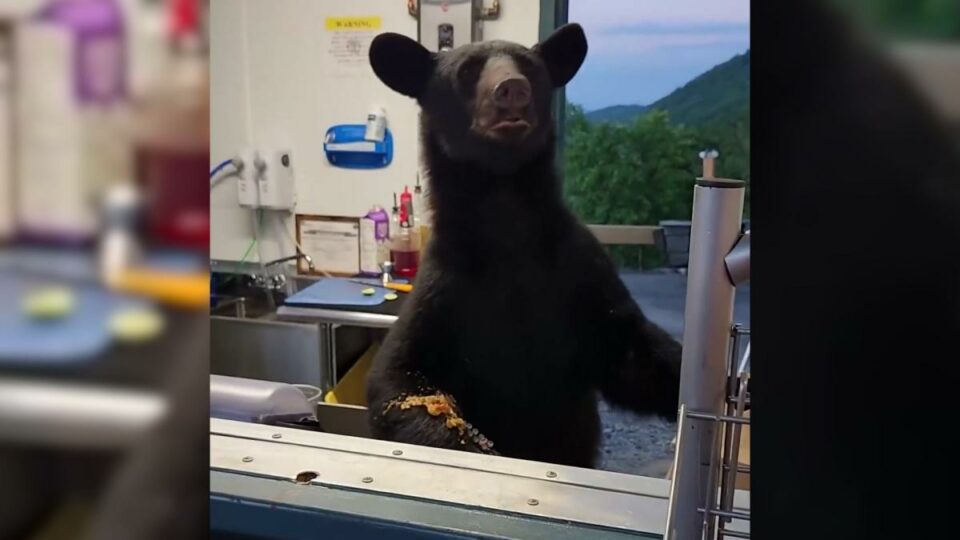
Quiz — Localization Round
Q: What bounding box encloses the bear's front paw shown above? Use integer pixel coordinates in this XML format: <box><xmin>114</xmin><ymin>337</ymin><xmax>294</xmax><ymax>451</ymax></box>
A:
<box><xmin>460</xmin><ymin>422</ymin><xmax>498</xmax><ymax>455</ymax></box>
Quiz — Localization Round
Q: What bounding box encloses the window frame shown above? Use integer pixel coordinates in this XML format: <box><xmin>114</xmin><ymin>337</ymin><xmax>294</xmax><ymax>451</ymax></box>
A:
<box><xmin>539</xmin><ymin>0</ymin><xmax>570</xmax><ymax>166</ymax></box>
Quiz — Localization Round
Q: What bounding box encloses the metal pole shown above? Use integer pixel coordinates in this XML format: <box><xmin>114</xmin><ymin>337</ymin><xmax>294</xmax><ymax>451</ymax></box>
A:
<box><xmin>724</xmin><ymin>231</ymin><xmax>750</xmax><ymax>287</ymax></box>
<box><xmin>319</xmin><ymin>323</ymin><xmax>338</xmax><ymax>395</ymax></box>
<box><xmin>666</xmin><ymin>151</ymin><xmax>744</xmax><ymax>539</ymax></box>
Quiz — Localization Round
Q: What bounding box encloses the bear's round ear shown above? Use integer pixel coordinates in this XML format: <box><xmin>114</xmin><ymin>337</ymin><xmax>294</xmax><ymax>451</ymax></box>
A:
<box><xmin>533</xmin><ymin>23</ymin><xmax>588</xmax><ymax>88</ymax></box>
<box><xmin>369</xmin><ymin>33</ymin><xmax>435</xmax><ymax>99</ymax></box>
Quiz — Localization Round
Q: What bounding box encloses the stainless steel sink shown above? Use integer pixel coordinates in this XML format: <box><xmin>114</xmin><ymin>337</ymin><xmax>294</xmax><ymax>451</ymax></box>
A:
<box><xmin>210</xmin><ymin>274</ymin><xmax>322</xmax><ymax>319</ymax></box>
<box><xmin>211</xmin><ymin>289</ymin><xmax>327</xmax><ymax>387</ymax></box>
<box><xmin>210</xmin><ymin>275</ymin><xmax>376</xmax><ymax>398</ymax></box>
<box><xmin>210</xmin><ymin>296</ymin><xmax>248</xmax><ymax>318</ymax></box>
<box><xmin>210</xmin><ymin>293</ymin><xmax>278</xmax><ymax>320</ymax></box>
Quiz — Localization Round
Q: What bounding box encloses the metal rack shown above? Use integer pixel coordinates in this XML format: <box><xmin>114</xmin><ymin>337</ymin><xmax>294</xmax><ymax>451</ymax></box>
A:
<box><xmin>712</xmin><ymin>325</ymin><xmax>751</xmax><ymax>539</ymax></box>
<box><xmin>668</xmin><ymin>326</ymin><xmax>750</xmax><ymax>539</ymax></box>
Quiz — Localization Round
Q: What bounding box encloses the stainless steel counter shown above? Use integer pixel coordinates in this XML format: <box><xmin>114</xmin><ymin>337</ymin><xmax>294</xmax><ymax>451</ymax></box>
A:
<box><xmin>276</xmin><ymin>305</ymin><xmax>398</xmax><ymax>328</ymax></box>
<box><xmin>210</xmin><ymin>418</ymin><xmax>750</xmax><ymax>538</ymax></box>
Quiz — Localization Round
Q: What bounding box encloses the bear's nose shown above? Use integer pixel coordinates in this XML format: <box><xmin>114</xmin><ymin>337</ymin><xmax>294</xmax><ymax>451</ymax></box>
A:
<box><xmin>493</xmin><ymin>77</ymin><xmax>531</xmax><ymax>109</ymax></box>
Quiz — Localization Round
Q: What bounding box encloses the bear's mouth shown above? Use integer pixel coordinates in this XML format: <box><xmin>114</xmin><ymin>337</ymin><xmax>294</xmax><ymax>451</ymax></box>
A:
<box><xmin>487</xmin><ymin>116</ymin><xmax>532</xmax><ymax>141</ymax></box>
<box><xmin>491</xmin><ymin>117</ymin><xmax>530</xmax><ymax>130</ymax></box>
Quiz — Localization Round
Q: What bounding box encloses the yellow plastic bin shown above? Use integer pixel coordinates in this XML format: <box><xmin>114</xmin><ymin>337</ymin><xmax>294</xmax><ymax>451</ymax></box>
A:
<box><xmin>324</xmin><ymin>341</ymin><xmax>378</xmax><ymax>406</ymax></box>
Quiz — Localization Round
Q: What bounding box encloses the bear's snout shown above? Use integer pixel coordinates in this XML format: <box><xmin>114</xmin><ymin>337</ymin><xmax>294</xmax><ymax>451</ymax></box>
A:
<box><xmin>493</xmin><ymin>77</ymin><xmax>531</xmax><ymax>109</ymax></box>
<box><xmin>472</xmin><ymin>55</ymin><xmax>537</xmax><ymax>143</ymax></box>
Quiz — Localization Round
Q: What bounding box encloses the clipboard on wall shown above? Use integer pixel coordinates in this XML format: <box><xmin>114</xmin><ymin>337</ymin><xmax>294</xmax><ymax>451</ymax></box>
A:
<box><xmin>295</xmin><ymin>215</ymin><xmax>362</xmax><ymax>277</ymax></box>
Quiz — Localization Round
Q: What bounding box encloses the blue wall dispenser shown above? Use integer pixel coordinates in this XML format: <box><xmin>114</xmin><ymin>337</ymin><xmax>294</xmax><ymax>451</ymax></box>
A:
<box><xmin>323</xmin><ymin>124</ymin><xmax>393</xmax><ymax>169</ymax></box>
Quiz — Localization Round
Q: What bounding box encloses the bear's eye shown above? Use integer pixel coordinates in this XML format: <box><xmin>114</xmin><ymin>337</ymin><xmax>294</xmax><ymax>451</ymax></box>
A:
<box><xmin>456</xmin><ymin>57</ymin><xmax>485</xmax><ymax>95</ymax></box>
<box><xmin>512</xmin><ymin>55</ymin><xmax>536</xmax><ymax>77</ymax></box>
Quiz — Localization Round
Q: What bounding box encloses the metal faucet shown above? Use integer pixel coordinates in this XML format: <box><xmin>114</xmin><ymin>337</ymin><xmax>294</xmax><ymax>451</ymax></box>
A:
<box><xmin>256</xmin><ymin>253</ymin><xmax>315</xmax><ymax>302</ymax></box>
<box><xmin>263</xmin><ymin>253</ymin><xmax>315</xmax><ymax>272</ymax></box>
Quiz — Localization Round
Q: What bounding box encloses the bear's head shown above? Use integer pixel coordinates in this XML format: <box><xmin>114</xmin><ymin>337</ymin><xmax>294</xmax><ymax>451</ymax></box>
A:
<box><xmin>369</xmin><ymin>24</ymin><xmax>587</xmax><ymax>174</ymax></box>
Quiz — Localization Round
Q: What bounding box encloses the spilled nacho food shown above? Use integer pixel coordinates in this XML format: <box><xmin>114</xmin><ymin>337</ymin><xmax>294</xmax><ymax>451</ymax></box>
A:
<box><xmin>385</xmin><ymin>393</ymin><xmax>467</xmax><ymax>432</ymax></box>
<box><xmin>384</xmin><ymin>392</ymin><xmax>496</xmax><ymax>453</ymax></box>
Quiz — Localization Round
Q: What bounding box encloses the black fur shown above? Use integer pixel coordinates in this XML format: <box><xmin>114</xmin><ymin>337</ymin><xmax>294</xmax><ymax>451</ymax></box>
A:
<box><xmin>365</xmin><ymin>24</ymin><xmax>682</xmax><ymax>468</ymax></box>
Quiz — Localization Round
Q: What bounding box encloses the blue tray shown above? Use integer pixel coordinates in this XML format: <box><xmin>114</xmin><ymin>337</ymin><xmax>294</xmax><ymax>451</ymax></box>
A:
<box><xmin>284</xmin><ymin>278</ymin><xmax>403</xmax><ymax>307</ymax></box>
<box><xmin>323</xmin><ymin>124</ymin><xmax>393</xmax><ymax>169</ymax></box>
<box><xmin>0</xmin><ymin>274</ymin><xmax>150</xmax><ymax>365</ymax></box>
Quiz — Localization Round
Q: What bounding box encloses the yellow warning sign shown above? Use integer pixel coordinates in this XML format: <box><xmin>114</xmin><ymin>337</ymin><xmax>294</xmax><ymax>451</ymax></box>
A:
<box><xmin>325</xmin><ymin>16</ymin><xmax>382</xmax><ymax>31</ymax></box>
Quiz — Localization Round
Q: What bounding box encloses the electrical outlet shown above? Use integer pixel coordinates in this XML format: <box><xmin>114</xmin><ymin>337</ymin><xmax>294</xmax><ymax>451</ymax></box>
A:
<box><xmin>237</xmin><ymin>148</ymin><xmax>260</xmax><ymax>208</ymax></box>
<box><xmin>257</xmin><ymin>149</ymin><xmax>296</xmax><ymax>210</ymax></box>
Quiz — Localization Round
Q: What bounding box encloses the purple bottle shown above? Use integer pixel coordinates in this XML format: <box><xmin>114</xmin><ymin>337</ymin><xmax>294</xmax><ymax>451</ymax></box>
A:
<box><xmin>360</xmin><ymin>205</ymin><xmax>390</xmax><ymax>276</ymax></box>
<box><xmin>367</xmin><ymin>205</ymin><xmax>390</xmax><ymax>242</ymax></box>
<box><xmin>16</xmin><ymin>0</ymin><xmax>128</xmax><ymax>244</ymax></box>
<box><xmin>37</xmin><ymin>0</ymin><xmax>127</xmax><ymax>105</ymax></box>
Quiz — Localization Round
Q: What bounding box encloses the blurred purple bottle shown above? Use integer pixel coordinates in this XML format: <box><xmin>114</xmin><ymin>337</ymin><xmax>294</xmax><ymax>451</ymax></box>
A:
<box><xmin>16</xmin><ymin>0</ymin><xmax>129</xmax><ymax>243</ymax></box>
<box><xmin>37</xmin><ymin>0</ymin><xmax>127</xmax><ymax>105</ymax></box>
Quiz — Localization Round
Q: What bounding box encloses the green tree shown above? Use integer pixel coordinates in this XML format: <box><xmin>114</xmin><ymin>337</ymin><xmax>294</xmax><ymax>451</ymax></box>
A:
<box><xmin>563</xmin><ymin>103</ymin><xmax>750</xmax><ymax>269</ymax></box>
<box><xmin>564</xmin><ymin>105</ymin><xmax>701</xmax><ymax>268</ymax></box>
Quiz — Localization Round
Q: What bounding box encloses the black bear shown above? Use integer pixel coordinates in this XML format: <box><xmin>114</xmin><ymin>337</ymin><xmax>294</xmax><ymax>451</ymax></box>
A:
<box><xmin>364</xmin><ymin>23</ymin><xmax>683</xmax><ymax>468</ymax></box>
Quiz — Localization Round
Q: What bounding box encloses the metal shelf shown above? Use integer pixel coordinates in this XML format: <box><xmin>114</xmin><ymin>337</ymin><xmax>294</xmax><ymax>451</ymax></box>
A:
<box><xmin>668</xmin><ymin>324</ymin><xmax>751</xmax><ymax>539</ymax></box>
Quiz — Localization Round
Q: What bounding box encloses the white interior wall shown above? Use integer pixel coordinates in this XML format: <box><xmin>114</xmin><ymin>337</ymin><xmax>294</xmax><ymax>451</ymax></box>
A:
<box><xmin>210</xmin><ymin>0</ymin><xmax>541</xmax><ymax>263</ymax></box>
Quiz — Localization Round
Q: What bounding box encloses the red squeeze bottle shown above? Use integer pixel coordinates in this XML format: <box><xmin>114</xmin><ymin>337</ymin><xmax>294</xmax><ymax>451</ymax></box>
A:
<box><xmin>169</xmin><ymin>0</ymin><xmax>199</xmax><ymax>38</ymax></box>
<box><xmin>400</xmin><ymin>186</ymin><xmax>413</xmax><ymax>225</ymax></box>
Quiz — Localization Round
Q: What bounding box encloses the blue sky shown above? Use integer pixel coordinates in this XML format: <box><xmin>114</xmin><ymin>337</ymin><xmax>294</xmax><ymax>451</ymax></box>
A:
<box><xmin>567</xmin><ymin>0</ymin><xmax>751</xmax><ymax>111</ymax></box>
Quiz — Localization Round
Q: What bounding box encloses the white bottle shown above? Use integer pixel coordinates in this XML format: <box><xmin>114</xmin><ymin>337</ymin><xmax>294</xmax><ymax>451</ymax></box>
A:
<box><xmin>99</xmin><ymin>183</ymin><xmax>141</xmax><ymax>286</ymax></box>
<box><xmin>364</xmin><ymin>105</ymin><xmax>387</xmax><ymax>142</ymax></box>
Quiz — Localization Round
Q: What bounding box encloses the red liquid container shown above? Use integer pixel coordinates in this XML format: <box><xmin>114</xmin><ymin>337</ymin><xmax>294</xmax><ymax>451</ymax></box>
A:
<box><xmin>390</xmin><ymin>221</ymin><xmax>420</xmax><ymax>278</ymax></box>
<box><xmin>391</xmin><ymin>249</ymin><xmax>420</xmax><ymax>279</ymax></box>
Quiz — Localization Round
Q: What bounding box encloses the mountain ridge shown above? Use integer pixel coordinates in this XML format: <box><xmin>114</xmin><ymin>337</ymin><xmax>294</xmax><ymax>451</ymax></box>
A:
<box><xmin>586</xmin><ymin>49</ymin><xmax>750</xmax><ymax>126</ymax></box>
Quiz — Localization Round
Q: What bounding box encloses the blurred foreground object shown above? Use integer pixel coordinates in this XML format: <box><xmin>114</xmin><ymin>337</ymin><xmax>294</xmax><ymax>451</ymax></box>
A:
<box><xmin>889</xmin><ymin>43</ymin><xmax>960</xmax><ymax>128</ymax></box>
<box><xmin>108</xmin><ymin>266</ymin><xmax>208</xmax><ymax>309</ymax></box>
<box><xmin>0</xmin><ymin>21</ymin><xmax>12</xmax><ymax>240</ymax></box>
<box><xmin>130</xmin><ymin>0</ymin><xmax>209</xmax><ymax>251</ymax></box>
<box><xmin>830</xmin><ymin>0</ymin><xmax>960</xmax><ymax>131</ymax></box>
<box><xmin>832</xmin><ymin>0</ymin><xmax>960</xmax><ymax>42</ymax></box>
<box><xmin>756</xmin><ymin>0</ymin><xmax>960</xmax><ymax>536</ymax></box>
<box><xmin>21</xmin><ymin>285</ymin><xmax>76</xmax><ymax>320</ymax></box>
<box><xmin>98</xmin><ymin>183</ymin><xmax>143</xmax><ymax>285</ymax></box>
<box><xmin>107</xmin><ymin>306</ymin><xmax>165</xmax><ymax>342</ymax></box>
<box><xmin>0</xmin><ymin>271</ymin><xmax>154</xmax><ymax>363</ymax></box>
<box><xmin>15</xmin><ymin>0</ymin><xmax>132</xmax><ymax>243</ymax></box>
<box><xmin>0</xmin><ymin>378</ymin><xmax>166</xmax><ymax>448</ymax></box>
<box><xmin>84</xmin><ymin>305</ymin><xmax>209</xmax><ymax>540</ymax></box>
<box><xmin>0</xmin><ymin>1</ymin><xmax>210</xmax><ymax>538</ymax></box>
